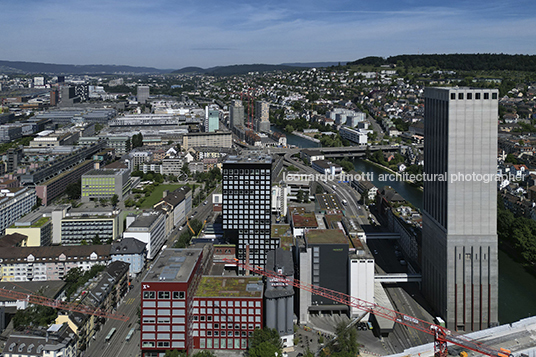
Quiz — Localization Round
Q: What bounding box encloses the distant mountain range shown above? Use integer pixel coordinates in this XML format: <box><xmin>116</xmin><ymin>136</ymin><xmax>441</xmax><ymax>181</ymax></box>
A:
<box><xmin>0</xmin><ymin>60</ymin><xmax>348</xmax><ymax>75</ymax></box>
<box><xmin>0</xmin><ymin>60</ymin><xmax>172</xmax><ymax>75</ymax></box>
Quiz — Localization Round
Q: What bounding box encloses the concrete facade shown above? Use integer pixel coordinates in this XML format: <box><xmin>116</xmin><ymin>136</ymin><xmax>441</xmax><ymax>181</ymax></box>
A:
<box><xmin>422</xmin><ymin>87</ymin><xmax>499</xmax><ymax>332</ymax></box>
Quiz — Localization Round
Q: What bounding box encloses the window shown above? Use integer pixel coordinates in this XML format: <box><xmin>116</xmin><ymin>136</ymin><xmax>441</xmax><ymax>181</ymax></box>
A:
<box><xmin>475</xmin><ymin>93</ymin><xmax>481</xmax><ymax>99</ymax></box>
<box><xmin>467</xmin><ymin>93</ymin><xmax>472</xmax><ymax>100</ymax></box>
<box><xmin>450</xmin><ymin>93</ymin><xmax>456</xmax><ymax>100</ymax></box>
<box><xmin>173</xmin><ymin>291</ymin><xmax>185</xmax><ymax>299</ymax></box>
<box><xmin>492</xmin><ymin>93</ymin><xmax>498</xmax><ymax>99</ymax></box>
<box><xmin>143</xmin><ymin>291</ymin><xmax>155</xmax><ymax>299</ymax></box>
<box><xmin>484</xmin><ymin>93</ymin><xmax>489</xmax><ymax>99</ymax></box>
<box><xmin>458</xmin><ymin>93</ymin><xmax>464</xmax><ymax>100</ymax></box>
<box><xmin>158</xmin><ymin>291</ymin><xmax>170</xmax><ymax>299</ymax></box>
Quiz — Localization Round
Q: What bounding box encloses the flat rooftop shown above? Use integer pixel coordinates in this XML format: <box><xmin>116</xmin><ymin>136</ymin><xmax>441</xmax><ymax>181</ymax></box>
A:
<box><xmin>324</xmin><ymin>214</ymin><xmax>344</xmax><ymax>229</ymax></box>
<box><xmin>196</xmin><ymin>276</ymin><xmax>263</xmax><ymax>298</ymax></box>
<box><xmin>224</xmin><ymin>153</ymin><xmax>272</xmax><ymax>164</ymax></box>
<box><xmin>143</xmin><ymin>248</ymin><xmax>202</xmax><ymax>283</ymax></box>
<box><xmin>305</xmin><ymin>229</ymin><xmax>349</xmax><ymax>245</ymax></box>
<box><xmin>83</xmin><ymin>168</ymin><xmax>127</xmax><ymax>176</ymax></box>
<box><xmin>271</xmin><ymin>224</ymin><xmax>293</xmax><ymax>250</ymax></box>
<box><xmin>292</xmin><ymin>211</ymin><xmax>319</xmax><ymax>228</ymax></box>
<box><xmin>129</xmin><ymin>212</ymin><xmax>160</xmax><ymax>228</ymax></box>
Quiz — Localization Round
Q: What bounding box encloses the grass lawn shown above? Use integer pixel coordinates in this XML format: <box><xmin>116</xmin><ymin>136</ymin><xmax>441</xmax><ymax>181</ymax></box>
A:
<box><xmin>140</xmin><ymin>184</ymin><xmax>187</xmax><ymax>209</ymax></box>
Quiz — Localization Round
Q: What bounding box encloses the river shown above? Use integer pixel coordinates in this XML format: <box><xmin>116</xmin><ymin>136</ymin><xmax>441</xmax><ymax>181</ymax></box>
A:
<box><xmin>278</xmin><ymin>124</ymin><xmax>536</xmax><ymax>323</ymax></box>
<box><xmin>271</xmin><ymin>125</ymin><xmax>321</xmax><ymax>149</ymax></box>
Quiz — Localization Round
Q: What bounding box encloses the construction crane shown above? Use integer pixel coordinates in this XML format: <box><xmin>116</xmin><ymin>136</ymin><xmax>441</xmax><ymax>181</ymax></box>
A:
<box><xmin>0</xmin><ymin>287</ymin><xmax>129</xmax><ymax>322</ymax></box>
<box><xmin>223</xmin><ymin>258</ymin><xmax>513</xmax><ymax>357</ymax></box>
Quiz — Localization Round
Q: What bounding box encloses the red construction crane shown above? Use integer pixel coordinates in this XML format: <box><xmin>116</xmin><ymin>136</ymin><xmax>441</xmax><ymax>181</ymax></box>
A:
<box><xmin>0</xmin><ymin>287</ymin><xmax>130</xmax><ymax>322</ymax></box>
<box><xmin>223</xmin><ymin>258</ymin><xmax>512</xmax><ymax>357</ymax></box>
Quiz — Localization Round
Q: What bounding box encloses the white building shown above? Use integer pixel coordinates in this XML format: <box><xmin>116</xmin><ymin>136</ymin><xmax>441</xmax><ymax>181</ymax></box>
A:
<box><xmin>0</xmin><ymin>188</ymin><xmax>37</xmax><ymax>235</ymax></box>
<box><xmin>339</xmin><ymin>126</ymin><xmax>370</xmax><ymax>145</ymax></box>
<box><xmin>123</xmin><ymin>211</ymin><xmax>166</xmax><ymax>260</ymax></box>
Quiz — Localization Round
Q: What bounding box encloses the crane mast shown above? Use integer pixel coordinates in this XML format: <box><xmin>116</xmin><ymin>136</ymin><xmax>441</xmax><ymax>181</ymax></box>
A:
<box><xmin>0</xmin><ymin>287</ymin><xmax>130</xmax><ymax>322</ymax></box>
<box><xmin>223</xmin><ymin>258</ymin><xmax>512</xmax><ymax>357</ymax></box>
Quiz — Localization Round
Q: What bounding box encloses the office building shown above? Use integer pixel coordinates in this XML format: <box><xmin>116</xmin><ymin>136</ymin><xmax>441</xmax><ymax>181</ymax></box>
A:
<box><xmin>297</xmin><ymin>229</ymin><xmax>349</xmax><ymax>323</ymax></box>
<box><xmin>141</xmin><ymin>248</ymin><xmax>204</xmax><ymax>354</ymax></box>
<box><xmin>205</xmin><ymin>107</ymin><xmax>220</xmax><ymax>132</ymax></box>
<box><xmin>35</xmin><ymin>160</ymin><xmax>95</xmax><ymax>206</ymax></box>
<box><xmin>0</xmin><ymin>188</ymin><xmax>37</xmax><ymax>236</ymax></box>
<box><xmin>182</xmin><ymin>132</ymin><xmax>232</xmax><ymax>150</ymax></box>
<box><xmin>230</xmin><ymin>100</ymin><xmax>244</xmax><ymax>128</ymax></box>
<box><xmin>140</xmin><ymin>248</ymin><xmax>264</xmax><ymax>355</ymax></box>
<box><xmin>123</xmin><ymin>211</ymin><xmax>166</xmax><ymax>260</ymax></box>
<box><xmin>254</xmin><ymin>101</ymin><xmax>270</xmax><ymax>133</ymax></box>
<box><xmin>223</xmin><ymin>154</ymin><xmax>275</xmax><ymax>273</ymax></box>
<box><xmin>422</xmin><ymin>87</ymin><xmax>499</xmax><ymax>331</ymax></box>
<box><xmin>60</xmin><ymin>211</ymin><xmax>121</xmax><ymax>245</ymax></box>
<box><xmin>81</xmin><ymin>168</ymin><xmax>132</xmax><ymax>202</ymax></box>
<box><xmin>138</xmin><ymin>85</ymin><xmax>150</xmax><ymax>104</ymax></box>
<box><xmin>6</xmin><ymin>212</ymin><xmax>52</xmax><ymax>247</ymax></box>
<box><xmin>193</xmin><ymin>276</ymin><xmax>264</xmax><ymax>350</ymax></box>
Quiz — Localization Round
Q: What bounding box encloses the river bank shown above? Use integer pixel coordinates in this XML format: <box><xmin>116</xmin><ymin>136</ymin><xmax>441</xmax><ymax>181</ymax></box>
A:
<box><xmin>363</xmin><ymin>159</ymin><xmax>423</xmax><ymax>190</ymax></box>
<box><xmin>291</xmin><ymin>131</ymin><xmax>321</xmax><ymax>143</ymax></box>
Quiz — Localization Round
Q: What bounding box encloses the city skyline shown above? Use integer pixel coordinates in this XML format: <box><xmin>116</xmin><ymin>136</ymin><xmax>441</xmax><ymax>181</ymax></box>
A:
<box><xmin>1</xmin><ymin>0</ymin><xmax>536</xmax><ymax>69</ymax></box>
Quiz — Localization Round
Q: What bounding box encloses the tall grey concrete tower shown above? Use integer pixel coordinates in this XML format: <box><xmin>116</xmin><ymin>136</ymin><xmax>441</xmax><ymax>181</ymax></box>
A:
<box><xmin>422</xmin><ymin>87</ymin><xmax>499</xmax><ymax>332</ymax></box>
<box><xmin>230</xmin><ymin>99</ymin><xmax>244</xmax><ymax>128</ymax></box>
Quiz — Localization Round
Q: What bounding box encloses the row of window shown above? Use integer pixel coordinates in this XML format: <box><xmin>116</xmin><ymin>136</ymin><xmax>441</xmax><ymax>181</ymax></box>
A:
<box><xmin>193</xmin><ymin>300</ymin><xmax>260</xmax><ymax>308</ymax></box>
<box><xmin>450</xmin><ymin>92</ymin><xmax>498</xmax><ymax>100</ymax></box>
<box><xmin>198</xmin><ymin>337</ymin><xmax>248</xmax><ymax>349</ymax></box>
<box><xmin>143</xmin><ymin>291</ymin><xmax>185</xmax><ymax>300</ymax></box>
<box><xmin>223</xmin><ymin>169</ymin><xmax>270</xmax><ymax>174</ymax></box>
<box><xmin>193</xmin><ymin>308</ymin><xmax>261</xmax><ymax>315</ymax></box>
<box><xmin>195</xmin><ymin>330</ymin><xmax>253</xmax><ymax>337</ymax></box>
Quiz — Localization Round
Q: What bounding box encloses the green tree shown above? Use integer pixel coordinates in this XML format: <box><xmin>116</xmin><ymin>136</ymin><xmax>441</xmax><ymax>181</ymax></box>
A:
<box><xmin>66</xmin><ymin>180</ymin><xmax>81</xmax><ymax>200</ymax></box>
<box><xmin>92</xmin><ymin>234</ymin><xmax>102</xmax><ymax>245</ymax></box>
<box><xmin>285</xmin><ymin>124</ymin><xmax>295</xmax><ymax>133</ymax></box>
<box><xmin>111</xmin><ymin>194</ymin><xmax>119</xmax><ymax>207</ymax></box>
<box><xmin>321</xmin><ymin>322</ymin><xmax>359</xmax><ymax>357</ymax></box>
<box><xmin>505</xmin><ymin>154</ymin><xmax>518</xmax><ymax>164</ymax></box>
<box><xmin>249</xmin><ymin>328</ymin><xmax>283</xmax><ymax>357</ymax></box>
<box><xmin>164</xmin><ymin>350</ymin><xmax>187</xmax><ymax>357</ymax></box>
<box><xmin>249</xmin><ymin>341</ymin><xmax>282</xmax><ymax>357</ymax></box>
<box><xmin>182</xmin><ymin>162</ymin><xmax>191</xmax><ymax>176</ymax></box>
<box><xmin>297</xmin><ymin>189</ymin><xmax>305</xmax><ymax>203</ymax></box>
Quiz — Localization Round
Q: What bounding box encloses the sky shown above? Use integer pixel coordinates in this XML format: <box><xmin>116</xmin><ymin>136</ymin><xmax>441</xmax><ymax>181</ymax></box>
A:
<box><xmin>1</xmin><ymin>0</ymin><xmax>536</xmax><ymax>70</ymax></box>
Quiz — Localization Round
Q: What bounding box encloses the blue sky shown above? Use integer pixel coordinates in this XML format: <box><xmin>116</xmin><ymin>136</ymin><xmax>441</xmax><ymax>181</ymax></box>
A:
<box><xmin>1</xmin><ymin>0</ymin><xmax>535</xmax><ymax>69</ymax></box>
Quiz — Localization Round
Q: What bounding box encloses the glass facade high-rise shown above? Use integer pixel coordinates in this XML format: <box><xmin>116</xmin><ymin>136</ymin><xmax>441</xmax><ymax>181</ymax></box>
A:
<box><xmin>422</xmin><ymin>87</ymin><xmax>499</xmax><ymax>332</ymax></box>
<box><xmin>222</xmin><ymin>154</ymin><xmax>276</xmax><ymax>274</ymax></box>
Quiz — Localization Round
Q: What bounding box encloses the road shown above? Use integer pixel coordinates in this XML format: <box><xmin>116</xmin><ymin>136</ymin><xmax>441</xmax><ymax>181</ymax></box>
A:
<box><xmin>283</xmin><ymin>152</ymin><xmax>365</xmax><ymax>222</ymax></box>
<box><xmin>84</xmin><ymin>277</ymin><xmax>142</xmax><ymax>357</ymax></box>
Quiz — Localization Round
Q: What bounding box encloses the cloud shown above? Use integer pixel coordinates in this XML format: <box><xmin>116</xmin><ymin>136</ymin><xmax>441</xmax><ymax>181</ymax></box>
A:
<box><xmin>0</xmin><ymin>0</ymin><xmax>535</xmax><ymax>68</ymax></box>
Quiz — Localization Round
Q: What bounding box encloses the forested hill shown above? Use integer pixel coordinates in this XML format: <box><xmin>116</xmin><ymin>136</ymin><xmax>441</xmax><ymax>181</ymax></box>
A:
<box><xmin>349</xmin><ymin>54</ymin><xmax>536</xmax><ymax>71</ymax></box>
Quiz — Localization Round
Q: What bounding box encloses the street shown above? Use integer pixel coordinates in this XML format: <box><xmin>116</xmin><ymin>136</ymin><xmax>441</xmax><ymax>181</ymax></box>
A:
<box><xmin>84</xmin><ymin>277</ymin><xmax>142</xmax><ymax>357</ymax></box>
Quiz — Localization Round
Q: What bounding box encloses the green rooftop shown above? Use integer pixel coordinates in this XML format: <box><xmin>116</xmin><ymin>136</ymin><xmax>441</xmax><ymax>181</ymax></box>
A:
<box><xmin>305</xmin><ymin>229</ymin><xmax>349</xmax><ymax>245</ymax></box>
<box><xmin>271</xmin><ymin>224</ymin><xmax>293</xmax><ymax>250</ymax></box>
<box><xmin>196</xmin><ymin>277</ymin><xmax>263</xmax><ymax>298</ymax></box>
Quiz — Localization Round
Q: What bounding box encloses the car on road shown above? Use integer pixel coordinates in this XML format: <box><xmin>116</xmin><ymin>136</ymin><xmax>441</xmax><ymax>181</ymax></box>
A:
<box><xmin>203</xmin><ymin>201</ymin><xmax>208</xmax><ymax>205</ymax></box>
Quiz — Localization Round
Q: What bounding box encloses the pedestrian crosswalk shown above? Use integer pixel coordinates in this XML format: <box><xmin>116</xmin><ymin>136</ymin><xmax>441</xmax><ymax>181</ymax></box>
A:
<box><xmin>124</xmin><ymin>298</ymin><xmax>136</xmax><ymax>305</ymax></box>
